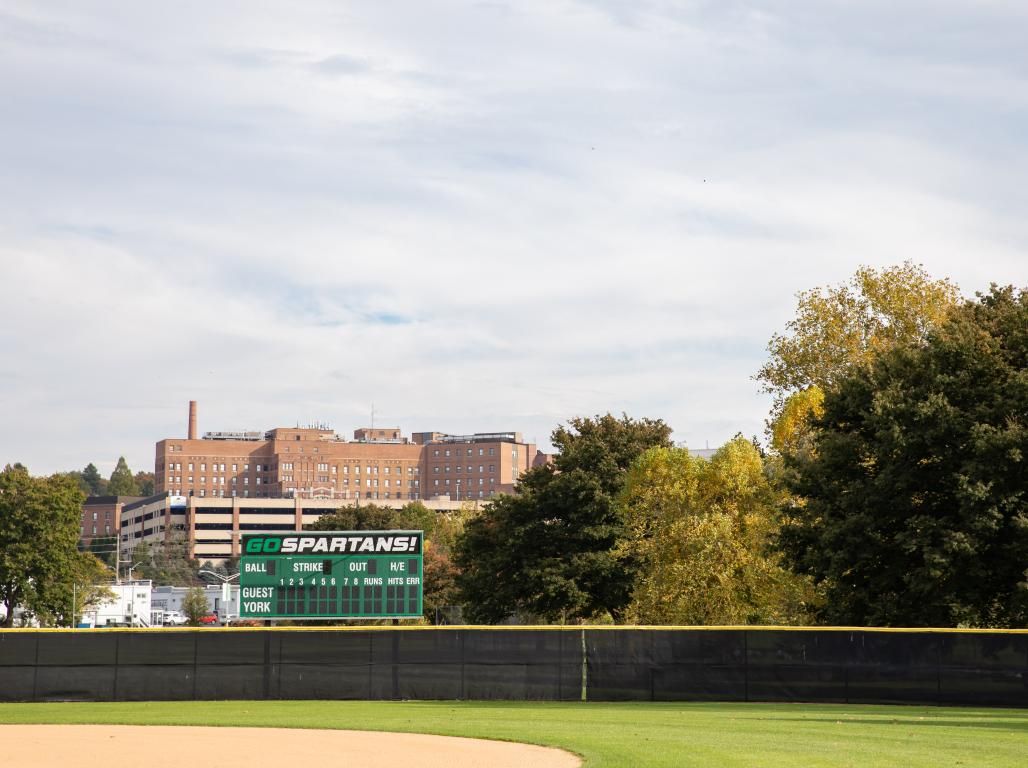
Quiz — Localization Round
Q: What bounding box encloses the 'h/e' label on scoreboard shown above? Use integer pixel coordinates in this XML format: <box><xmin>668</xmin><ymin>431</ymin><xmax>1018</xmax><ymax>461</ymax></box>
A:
<box><xmin>239</xmin><ymin>531</ymin><xmax>423</xmax><ymax>620</ymax></box>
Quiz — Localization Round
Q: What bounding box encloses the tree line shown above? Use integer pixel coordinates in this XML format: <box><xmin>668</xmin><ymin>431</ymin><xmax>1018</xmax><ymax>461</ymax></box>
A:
<box><xmin>453</xmin><ymin>264</ymin><xmax>1026</xmax><ymax>628</ymax></box>
<box><xmin>65</xmin><ymin>458</ymin><xmax>154</xmax><ymax>498</ymax></box>
<box><xmin>3</xmin><ymin>263</ymin><xmax>1023</xmax><ymax>627</ymax></box>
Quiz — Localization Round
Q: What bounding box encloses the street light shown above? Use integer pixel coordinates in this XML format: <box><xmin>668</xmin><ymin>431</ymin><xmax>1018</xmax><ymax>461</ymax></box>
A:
<box><xmin>126</xmin><ymin>563</ymin><xmax>145</xmax><ymax>625</ymax></box>
<box><xmin>198</xmin><ymin>569</ymin><xmax>239</xmax><ymax>583</ymax></box>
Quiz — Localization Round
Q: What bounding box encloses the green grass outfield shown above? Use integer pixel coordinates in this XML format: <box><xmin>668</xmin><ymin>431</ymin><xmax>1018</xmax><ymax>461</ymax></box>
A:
<box><xmin>1</xmin><ymin>700</ymin><xmax>1026</xmax><ymax>767</ymax></box>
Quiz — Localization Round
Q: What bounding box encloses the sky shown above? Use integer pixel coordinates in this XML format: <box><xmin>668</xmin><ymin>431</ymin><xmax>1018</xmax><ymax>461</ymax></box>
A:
<box><xmin>1</xmin><ymin>1</ymin><xmax>1026</xmax><ymax>477</ymax></box>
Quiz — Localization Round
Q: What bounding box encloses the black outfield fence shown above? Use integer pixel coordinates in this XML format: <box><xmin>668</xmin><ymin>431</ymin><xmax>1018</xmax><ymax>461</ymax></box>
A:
<box><xmin>1</xmin><ymin>627</ymin><xmax>1025</xmax><ymax>706</ymax></box>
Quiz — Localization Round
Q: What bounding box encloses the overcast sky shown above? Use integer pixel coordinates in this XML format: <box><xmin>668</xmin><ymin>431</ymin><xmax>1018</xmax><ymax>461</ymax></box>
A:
<box><xmin>1</xmin><ymin>1</ymin><xmax>1025</xmax><ymax>477</ymax></box>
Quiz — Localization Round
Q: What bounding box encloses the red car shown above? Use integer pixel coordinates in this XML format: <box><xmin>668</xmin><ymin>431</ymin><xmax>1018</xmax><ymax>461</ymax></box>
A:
<box><xmin>198</xmin><ymin>613</ymin><xmax>219</xmax><ymax>625</ymax></box>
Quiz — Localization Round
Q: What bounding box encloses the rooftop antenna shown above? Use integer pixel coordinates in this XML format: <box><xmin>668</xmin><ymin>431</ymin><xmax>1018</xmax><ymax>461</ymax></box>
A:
<box><xmin>371</xmin><ymin>401</ymin><xmax>375</xmax><ymax>430</ymax></box>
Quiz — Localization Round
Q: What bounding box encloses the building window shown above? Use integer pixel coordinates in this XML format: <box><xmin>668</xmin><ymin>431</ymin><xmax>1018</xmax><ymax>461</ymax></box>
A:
<box><xmin>232</xmin><ymin>463</ymin><xmax>237</xmax><ymax>471</ymax></box>
<box><xmin>282</xmin><ymin>463</ymin><xmax>293</xmax><ymax>470</ymax></box>
<box><xmin>489</xmin><ymin>465</ymin><xmax>495</xmax><ymax>472</ymax></box>
<box><xmin>199</xmin><ymin>489</ymin><xmax>205</xmax><ymax>497</ymax></box>
<box><xmin>188</xmin><ymin>463</ymin><xmax>194</xmax><ymax>471</ymax></box>
<box><xmin>445</xmin><ymin>449</ymin><xmax>451</xmax><ymax>457</ymax></box>
<box><xmin>384</xmin><ymin>467</ymin><xmax>390</xmax><ymax>474</ymax></box>
<box><xmin>318</xmin><ymin>463</ymin><xmax>328</xmax><ymax>471</ymax></box>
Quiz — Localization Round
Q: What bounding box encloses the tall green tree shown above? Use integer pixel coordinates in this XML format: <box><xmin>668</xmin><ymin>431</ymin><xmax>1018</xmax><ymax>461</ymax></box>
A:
<box><xmin>780</xmin><ymin>286</ymin><xmax>1028</xmax><ymax>627</ymax></box>
<box><xmin>617</xmin><ymin>439</ymin><xmax>817</xmax><ymax>625</ymax></box>
<box><xmin>455</xmin><ymin>413</ymin><xmax>673</xmax><ymax>623</ymax></box>
<box><xmin>0</xmin><ymin>465</ymin><xmax>88</xmax><ymax>626</ymax></box>
<box><xmin>134</xmin><ymin>471</ymin><xmax>155</xmax><ymax>496</ymax></box>
<box><xmin>107</xmin><ymin>457</ymin><xmax>140</xmax><ymax>496</ymax></box>
<box><xmin>81</xmin><ymin>463</ymin><xmax>107</xmax><ymax>496</ymax></box>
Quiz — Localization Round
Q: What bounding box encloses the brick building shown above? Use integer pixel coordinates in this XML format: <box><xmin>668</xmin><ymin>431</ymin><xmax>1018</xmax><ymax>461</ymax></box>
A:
<box><xmin>155</xmin><ymin>402</ymin><xmax>546</xmax><ymax>503</ymax></box>
<box><xmin>80</xmin><ymin>495</ymin><xmax>142</xmax><ymax>543</ymax></box>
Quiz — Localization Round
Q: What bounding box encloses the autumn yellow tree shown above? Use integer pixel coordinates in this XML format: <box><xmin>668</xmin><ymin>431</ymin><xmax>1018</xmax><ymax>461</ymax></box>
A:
<box><xmin>757</xmin><ymin>262</ymin><xmax>959</xmax><ymax>448</ymax></box>
<box><xmin>770</xmin><ymin>387</ymin><xmax>825</xmax><ymax>456</ymax></box>
<box><xmin>617</xmin><ymin>438</ymin><xmax>817</xmax><ymax>625</ymax></box>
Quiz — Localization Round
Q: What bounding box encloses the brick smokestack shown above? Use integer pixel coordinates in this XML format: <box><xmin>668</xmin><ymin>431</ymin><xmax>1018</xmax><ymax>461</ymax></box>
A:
<box><xmin>188</xmin><ymin>400</ymin><xmax>197</xmax><ymax>440</ymax></box>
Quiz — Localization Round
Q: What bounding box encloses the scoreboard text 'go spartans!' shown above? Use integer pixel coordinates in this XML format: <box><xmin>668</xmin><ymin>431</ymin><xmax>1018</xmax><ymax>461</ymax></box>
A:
<box><xmin>239</xmin><ymin>531</ymin><xmax>424</xmax><ymax>620</ymax></box>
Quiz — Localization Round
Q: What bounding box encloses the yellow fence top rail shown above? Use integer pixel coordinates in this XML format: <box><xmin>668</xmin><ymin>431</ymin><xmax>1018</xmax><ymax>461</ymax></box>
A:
<box><xmin>2</xmin><ymin>625</ymin><xmax>1026</xmax><ymax>634</ymax></box>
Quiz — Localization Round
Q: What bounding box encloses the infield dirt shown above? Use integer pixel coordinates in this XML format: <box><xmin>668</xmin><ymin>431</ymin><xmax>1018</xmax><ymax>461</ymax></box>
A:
<box><xmin>0</xmin><ymin>724</ymin><xmax>581</xmax><ymax>768</ymax></box>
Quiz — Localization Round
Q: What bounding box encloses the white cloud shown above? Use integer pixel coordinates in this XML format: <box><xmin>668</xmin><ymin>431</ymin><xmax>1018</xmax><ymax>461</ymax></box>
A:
<box><xmin>0</xmin><ymin>0</ymin><xmax>1025</xmax><ymax>475</ymax></box>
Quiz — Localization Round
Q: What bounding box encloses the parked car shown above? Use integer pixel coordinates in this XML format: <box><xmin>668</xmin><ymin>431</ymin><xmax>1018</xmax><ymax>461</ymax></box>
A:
<box><xmin>198</xmin><ymin>612</ymin><xmax>220</xmax><ymax>625</ymax></box>
<box><xmin>162</xmin><ymin>611</ymin><xmax>188</xmax><ymax>626</ymax></box>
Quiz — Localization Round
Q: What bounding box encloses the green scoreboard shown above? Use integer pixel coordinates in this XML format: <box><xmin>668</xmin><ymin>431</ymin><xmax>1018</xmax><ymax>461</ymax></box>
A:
<box><xmin>239</xmin><ymin>531</ymin><xmax>423</xmax><ymax>620</ymax></box>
